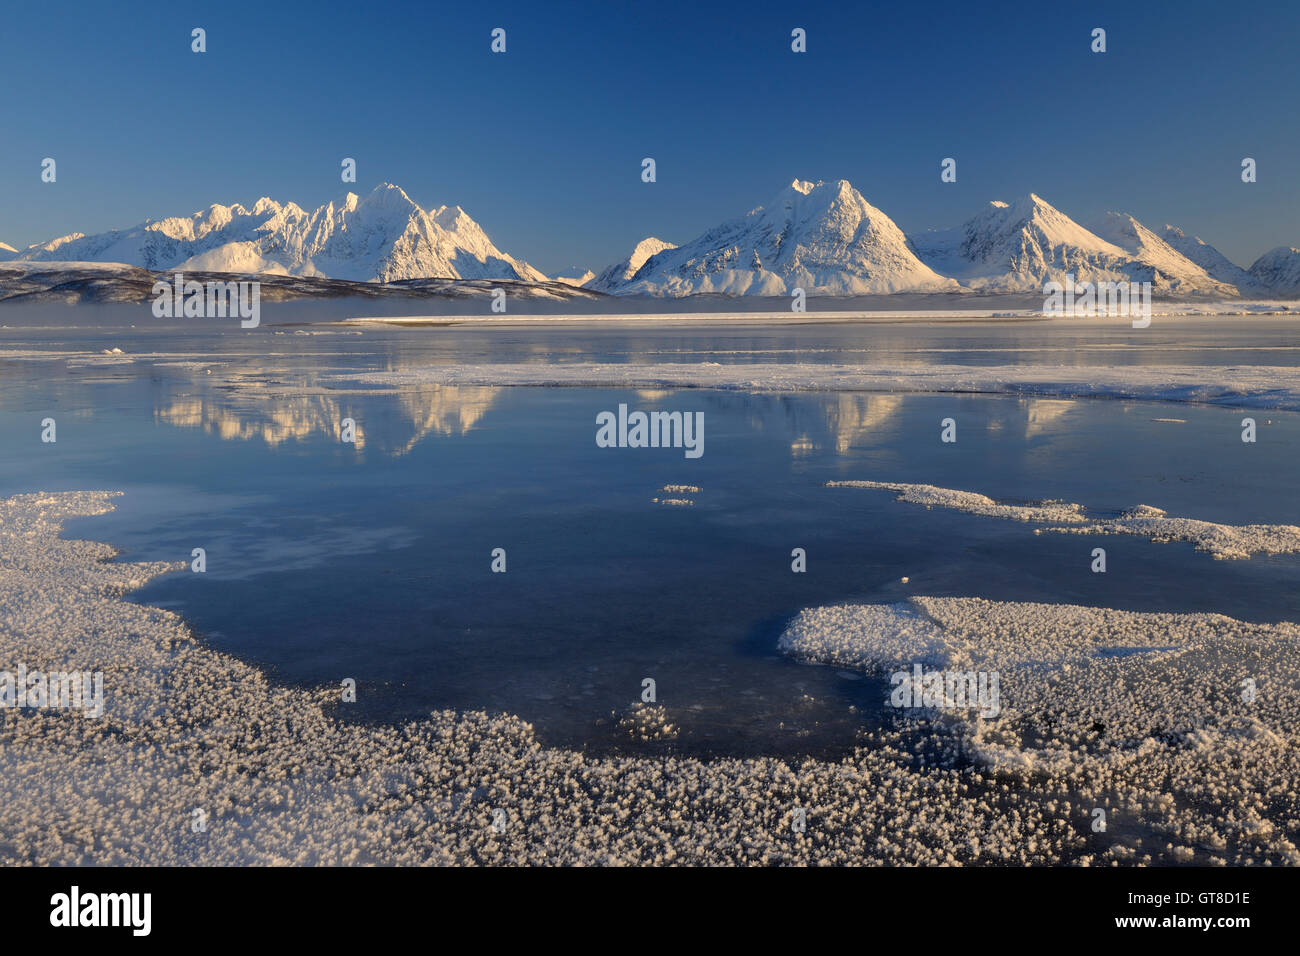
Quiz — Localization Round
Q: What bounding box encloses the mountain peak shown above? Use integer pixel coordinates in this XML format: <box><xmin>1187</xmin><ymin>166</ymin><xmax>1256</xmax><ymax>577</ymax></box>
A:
<box><xmin>13</xmin><ymin>184</ymin><xmax>541</xmax><ymax>283</ymax></box>
<box><xmin>1088</xmin><ymin>211</ymin><xmax>1238</xmax><ymax>294</ymax></box>
<box><xmin>912</xmin><ymin>192</ymin><xmax>1159</xmax><ymax>292</ymax></box>
<box><xmin>1249</xmin><ymin>246</ymin><xmax>1300</xmax><ymax>295</ymax></box>
<box><xmin>1008</xmin><ymin>192</ymin><xmax>1054</xmax><ymax>214</ymax></box>
<box><xmin>605</xmin><ymin>177</ymin><xmax>958</xmax><ymax>296</ymax></box>
<box><xmin>629</xmin><ymin>237</ymin><xmax>674</xmax><ymax>263</ymax></box>
<box><xmin>585</xmin><ymin>237</ymin><xmax>678</xmax><ymax>292</ymax></box>
<box><xmin>432</xmin><ymin>204</ymin><xmax>471</xmax><ymax>226</ymax></box>
<box><xmin>1161</xmin><ymin>223</ymin><xmax>1263</xmax><ymax>292</ymax></box>
<box><xmin>358</xmin><ymin>182</ymin><xmax>419</xmax><ymax>213</ymax></box>
<box><xmin>979</xmin><ymin>194</ymin><xmax>1054</xmax><ymax>221</ymax></box>
<box><xmin>8</xmin><ymin>179</ymin><xmax>1295</xmax><ymax>298</ymax></box>
<box><xmin>783</xmin><ymin>179</ymin><xmax>860</xmax><ymax>203</ymax></box>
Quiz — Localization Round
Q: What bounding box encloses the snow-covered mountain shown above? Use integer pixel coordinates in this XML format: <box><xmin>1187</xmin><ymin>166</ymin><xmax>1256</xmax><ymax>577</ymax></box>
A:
<box><xmin>910</xmin><ymin>194</ymin><xmax>1127</xmax><ymax>292</ymax></box>
<box><xmin>910</xmin><ymin>194</ymin><xmax>1227</xmax><ymax>294</ymax></box>
<box><xmin>6</xmin><ymin>178</ymin><xmax>1297</xmax><ymax>298</ymax></box>
<box><xmin>1161</xmin><ymin>225</ymin><xmax>1267</xmax><ymax>294</ymax></box>
<box><xmin>554</xmin><ymin>269</ymin><xmax>596</xmax><ymax>288</ymax></box>
<box><xmin>608</xmin><ymin>181</ymin><xmax>959</xmax><ymax>296</ymax></box>
<box><xmin>1248</xmin><ymin>247</ymin><xmax>1300</xmax><ymax>296</ymax></box>
<box><xmin>15</xmin><ymin>183</ymin><xmax>546</xmax><ymax>283</ymax></box>
<box><xmin>586</xmin><ymin>238</ymin><xmax>678</xmax><ymax>293</ymax></box>
<box><xmin>1087</xmin><ymin>212</ymin><xmax>1237</xmax><ymax>296</ymax></box>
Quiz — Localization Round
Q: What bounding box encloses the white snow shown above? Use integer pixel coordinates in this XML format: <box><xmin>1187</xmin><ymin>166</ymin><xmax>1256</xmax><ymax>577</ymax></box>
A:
<box><xmin>909</xmin><ymin>195</ymin><xmax>1277</xmax><ymax>298</ymax></box>
<box><xmin>1163</xmin><ymin>225</ymin><xmax>1268</xmax><ymax>294</ymax></box>
<box><xmin>780</xmin><ymin>602</ymin><xmax>953</xmax><ymax>670</ymax></box>
<box><xmin>553</xmin><ymin>269</ymin><xmax>596</xmax><ymax>287</ymax></box>
<box><xmin>14</xmin><ymin>183</ymin><xmax>546</xmax><ymax>284</ymax></box>
<box><xmin>1043</xmin><ymin>504</ymin><xmax>1300</xmax><ymax>560</ymax></box>
<box><xmin>6</xmin><ymin>179</ymin><xmax>1298</xmax><ymax>297</ymax></box>
<box><xmin>616</xmin><ymin>703</ymin><xmax>679</xmax><ymax>740</ymax></box>
<box><xmin>1089</xmin><ymin>212</ymin><xmax>1236</xmax><ymax>296</ymax></box>
<box><xmin>174</xmin><ymin>240</ymin><xmax>292</xmax><ymax>275</ymax></box>
<box><xmin>612</xmin><ymin>180</ymin><xmax>961</xmax><ymax>296</ymax></box>
<box><xmin>585</xmin><ymin>238</ymin><xmax>678</xmax><ymax>293</ymax></box>
<box><xmin>912</xmin><ymin>193</ymin><xmax>1134</xmax><ymax>293</ymax></box>
<box><xmin>0</xmin><ymin>259</ymin><xmax>148</xmax><ymax>274</ymax></box>
<box><xmin>1248</xmin><ymin>247</ymin><xmax>1300</xmax><ymax>296</ymax></box>
<box><xmin>8</xmin><ymin>492</ymin><xmax>1298</xmax><ymax>864</ymax></box>
<box><xmin>829</xmin><ymin>480</ymin><xmax>1300</xmax><ymax>560</ymax></box>
<box><xmin>778</xmin><ymin>595</ymin><xmax>1300</xmax><ymax>864</ymax></box>
<box><xmin>827</xmin><ymin>480</ymin><xmax>1087</xmax><ymax>523</ymax></box>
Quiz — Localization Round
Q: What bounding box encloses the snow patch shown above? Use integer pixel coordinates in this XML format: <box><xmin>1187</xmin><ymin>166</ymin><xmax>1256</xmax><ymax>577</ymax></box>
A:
<box><xmin>831</xmin><ymin>480</ymin><xmax>1300</xmax><ymax>560</ymax></box>
<box><xmin>827</xmin><ymin>480</ymin><xmax>1087</xmax><ymax>523</ymax></box>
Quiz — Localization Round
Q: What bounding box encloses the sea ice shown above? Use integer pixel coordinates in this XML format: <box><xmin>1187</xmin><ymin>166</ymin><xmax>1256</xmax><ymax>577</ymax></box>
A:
<box><xmin>4</xmin><ymin>492</ymin><xmax>1297</xmax><ymax>866</ymax></box>
<box><xmin>830</xmin><ymin>480</ymin><xmax>1300</xmax><ymax>559</ymax></box>
<box><xmin>827</xmin><ymin>480</ymin><xmax>1087</xmax><ymax>523</ymax></box>
<box><xmin>780</xmin><ymin>595</ymin><xmax>1300</xmax><ymax>864</ymax></box>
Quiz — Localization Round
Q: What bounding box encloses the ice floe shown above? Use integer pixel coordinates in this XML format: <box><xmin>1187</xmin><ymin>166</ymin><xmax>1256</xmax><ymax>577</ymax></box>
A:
<box><xmin>1042</xmin><ymin>504</ymin><xmax>1300</xmax><ymax>560</ymax></box>
<box><xmin>616</xmin><ymin>703</ymin><xmax>680</xmax><ymax>741</ymax></box>
<box><xmin>827</xmin><ymin>480</ymin><xmax>1087</xmax><ymax>523</ymax></box>
<box><xmin>780</xmin><ymin>596</ymin><xmax>1300</xmax><ymax>865</ymax></box>
<box><xmin>830</xmin><ymin>480</ymin><xmax>1300</xmax><ymax>560</ymax></box>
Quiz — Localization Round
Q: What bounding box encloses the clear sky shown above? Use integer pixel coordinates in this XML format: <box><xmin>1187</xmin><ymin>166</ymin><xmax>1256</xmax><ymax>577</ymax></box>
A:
<box><xmin>1</xmin><ymin>0</ymin><xmax>1296</xmax><ymax>274</ymax></box>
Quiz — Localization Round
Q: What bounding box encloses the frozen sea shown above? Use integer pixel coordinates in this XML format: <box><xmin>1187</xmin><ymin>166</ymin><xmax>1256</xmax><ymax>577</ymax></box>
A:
<box><xmin>2</xmin><ymin>310</ymin><xmax>1298</xmax><ymax>759</ymax></box>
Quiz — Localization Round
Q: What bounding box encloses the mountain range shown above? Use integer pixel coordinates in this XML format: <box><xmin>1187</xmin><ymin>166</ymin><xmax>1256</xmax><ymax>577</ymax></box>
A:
<box><xmin>3</xmin><ymin>184</ymin><xmax>544</xmax><ymax>284</ymax></box>
<box><xmin>3</xmin><ymin>180</ymin><xmax>1298</xmax><ymax>298</ymax></box>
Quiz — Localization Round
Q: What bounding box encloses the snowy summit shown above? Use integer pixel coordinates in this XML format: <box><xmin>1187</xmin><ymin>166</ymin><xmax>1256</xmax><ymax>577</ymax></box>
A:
<box><xmin>14</xmin><ymin>183</ymin><xmax>546</xmax><ymax>283</ymax></box>
<box><xmin>5</xmin><ymin>178</ymin><xmax>1297</xmax><ymax>298</ymax></box>
<box><xmin>610</xmin><ymin>180</ymin><xmax>960</xmax><ymax>296</ymax></box>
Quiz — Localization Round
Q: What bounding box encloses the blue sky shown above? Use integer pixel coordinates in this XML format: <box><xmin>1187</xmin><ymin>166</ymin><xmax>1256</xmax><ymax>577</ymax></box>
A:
<box><xmin>0</xmin><ymin>0</ymin><xmax>1296</xmax><ymax>274</ymax></box>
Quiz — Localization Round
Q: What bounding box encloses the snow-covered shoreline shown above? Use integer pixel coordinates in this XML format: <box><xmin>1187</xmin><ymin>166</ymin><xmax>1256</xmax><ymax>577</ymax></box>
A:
<box><xmin>779</xmin><ymin>596</ymin><xmax>1300</xmax><ymax>864</ymax></box>
<box><xmin>3</xmin><ymin>491</ymin><xmax>1298</xmax><ymax>865</ymax></box>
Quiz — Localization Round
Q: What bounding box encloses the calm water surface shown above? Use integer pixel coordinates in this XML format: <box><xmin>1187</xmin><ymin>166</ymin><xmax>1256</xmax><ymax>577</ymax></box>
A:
<box><xmin>1</xmin><ymin>314</ymin><xmax>1296</xmax><ymax>757</ymax></box>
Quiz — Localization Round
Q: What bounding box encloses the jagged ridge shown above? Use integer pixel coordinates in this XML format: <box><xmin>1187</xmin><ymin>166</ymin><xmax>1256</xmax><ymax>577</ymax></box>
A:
<box><xmin>15</xmin><ymin>184</ymin><xmax>546</xmax><ymax>284</ymax></box>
